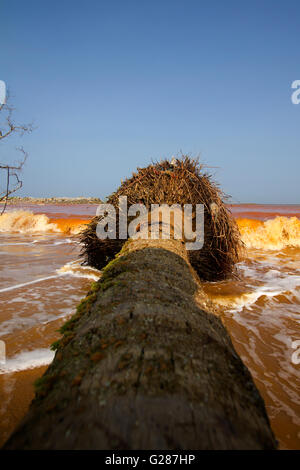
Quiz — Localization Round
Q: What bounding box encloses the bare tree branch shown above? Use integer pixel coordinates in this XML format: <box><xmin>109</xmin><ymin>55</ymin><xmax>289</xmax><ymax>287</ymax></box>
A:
<box><xmin>0</xmin><ymin>92</ymin><xmax>32</xmax><ymax>213</ymax></box>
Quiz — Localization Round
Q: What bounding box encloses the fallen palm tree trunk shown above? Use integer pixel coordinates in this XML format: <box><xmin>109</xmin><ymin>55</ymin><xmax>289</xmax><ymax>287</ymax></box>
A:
<box><xmin>4</xmin><ymin>238</ymin><xmax>277</xmax><ymax>450</ymax></box>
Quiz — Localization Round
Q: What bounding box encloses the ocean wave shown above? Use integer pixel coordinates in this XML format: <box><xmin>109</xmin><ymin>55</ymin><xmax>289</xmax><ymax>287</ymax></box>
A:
<box><xmin>1</xmin><ymin>211</ymin><xmax>299</xmax><ymax>251</ymax></box>
<box><xmin>57</xmin><ymin>261</ymin><xmax>101</xmax><ymax>281</ymax></box>
<box><xmin>211</xmin><ymin>289</ymin><xmax>281</xmax><ymax>312</ymax></box>
<box><xmin>237</xmin><ymin>216</ymin><xmax>300</xmax><ymax>250</ymax></box>
<box><xmin>0</xmin><ymin>210</ymin><xmax>87</xmax><ymax>235</ymax></box>
<box><xmin>0</xmin><ymin>211</ymin><xmax>59</xmax><ymax>234</ymax></box>
<box><xmin>207</xmin><ymin>258</ymin><xmax>300</xmax><ymax>313</ymax></box>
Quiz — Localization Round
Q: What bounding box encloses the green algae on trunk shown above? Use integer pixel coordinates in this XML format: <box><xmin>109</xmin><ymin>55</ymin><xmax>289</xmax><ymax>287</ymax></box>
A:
<box><xmin>4</xmin><ymin>239</ymin><xmax>277</xmax><ymax>450</ymax></box>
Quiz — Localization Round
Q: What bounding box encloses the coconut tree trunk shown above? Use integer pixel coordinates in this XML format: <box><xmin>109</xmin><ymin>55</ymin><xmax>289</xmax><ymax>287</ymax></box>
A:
<box><xmin>3</xmin><ymin>238</ymin><xmax>277</xmax><ymax>450</ymax></box>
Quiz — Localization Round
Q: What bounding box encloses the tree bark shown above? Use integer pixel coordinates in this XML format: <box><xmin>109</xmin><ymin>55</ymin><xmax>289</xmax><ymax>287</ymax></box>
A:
<box><xmin>3</xmin><ymin>239</ymin><xmax>277</xmax><ymax>449</ymax></box>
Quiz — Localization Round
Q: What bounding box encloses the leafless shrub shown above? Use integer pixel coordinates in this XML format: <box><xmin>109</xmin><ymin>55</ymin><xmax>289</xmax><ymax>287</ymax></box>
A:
<box><xmin>0</xmin><ymin>92</ymin><xmax>33</xmax><ymax>214</ymax></box>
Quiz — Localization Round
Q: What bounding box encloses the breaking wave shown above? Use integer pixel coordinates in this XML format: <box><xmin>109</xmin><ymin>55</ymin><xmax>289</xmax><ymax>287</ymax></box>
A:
<box><xmin>0</xmin><ymin>211</ymin><xmax>299</xmax><ymax>250</ymax></box>
<box><xmin>57</xmin><ymin>260</ymin><xmax>102</xmax><ymax>281</ymax></box>
<box><xmin>0</xmin><ymin>211</ymin><xmax>59</xmax><ymax>234</ymax></box>
<box><xmin>237</xmin><ymin>216</ymin><xmax>300</xmax><ymax>250</ymax></box>
<box><xmin>0</xmin><ymin>211</ymin><xmax>88</xmax><ymax>235</ymax></box>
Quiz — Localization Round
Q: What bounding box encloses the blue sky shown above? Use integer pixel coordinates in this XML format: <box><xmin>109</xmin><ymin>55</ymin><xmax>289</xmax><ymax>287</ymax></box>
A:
<box><xmin>1</xmin><ymin>0</ymin><xmax>300</xmax><ymax>203</ymax></box>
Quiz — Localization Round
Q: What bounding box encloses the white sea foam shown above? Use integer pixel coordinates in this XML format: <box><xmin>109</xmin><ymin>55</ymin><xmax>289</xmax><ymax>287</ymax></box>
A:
<box><xmin>239</xmin><ymin>263</ymin><xmax>300</xmax><ymax>296</ymax></box>
<box><xmin>0</xmin><ymin>275</ymin><xmax>60</xmax><ymax>294</ymax></box>
<box><xmin>0</xmin><ymin>211</ymin><xmax>59</xmax><ymax>234</ymax></box>
<box><xmin>53</xmin><ymin>238</ymin><xmax>73</xmax><ymax>245</ymax></box>
<box><xmin>0</xmin><ymin>348</ymin><xmax>55</xmax><ymax>374</ymax></box>
<box><xmin>57</xmin><ymin>260</ymin><xmax>101</xmax><ymax>281</ymax></box>
<box><xmin>209</xmin><ymin>258</ymin><xmax>300</xmax><ymax>313</ymax></box>
<box><xmin>227</xmin><ymin>289</ymin><xmax>285</xmax><ymax>313</ymax></box>
<box><xmin>0</xmin><ymin>241</ymin><xmax>38</xmax><ymax>246</ymax></box>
